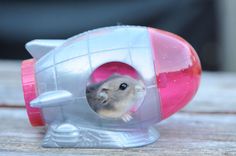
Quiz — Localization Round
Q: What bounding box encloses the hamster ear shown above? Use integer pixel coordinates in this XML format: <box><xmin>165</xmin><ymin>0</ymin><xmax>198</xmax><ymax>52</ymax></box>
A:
<box><xmin>109</xmin><ymin>73</ymin><xmax>121</xmax><ymax>79</ymax></box>
<box><xmin>87</xmin><ymin>82</ymin><xmax>100</xmax><ymax>93</ymax></box>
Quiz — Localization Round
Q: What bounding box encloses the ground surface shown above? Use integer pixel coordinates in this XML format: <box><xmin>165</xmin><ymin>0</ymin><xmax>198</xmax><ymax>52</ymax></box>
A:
<box><xmin>0</xmin><ymin>60</ymin><xmax>235</xmax><ymax>156</ymax></box>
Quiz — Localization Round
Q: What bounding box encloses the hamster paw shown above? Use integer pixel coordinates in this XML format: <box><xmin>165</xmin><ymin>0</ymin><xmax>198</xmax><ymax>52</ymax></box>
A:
<box><xmin>122</xmin><ymin>113</ymin><xmax>133</xmax><ymax>122</ymax></box>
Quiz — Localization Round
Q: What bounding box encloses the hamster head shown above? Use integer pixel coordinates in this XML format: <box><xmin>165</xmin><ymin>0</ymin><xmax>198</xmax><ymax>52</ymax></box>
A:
<box><xmin>96</xmin><ymin>74</ymin><xmax>146</xmax><ymax>109</ymax></box>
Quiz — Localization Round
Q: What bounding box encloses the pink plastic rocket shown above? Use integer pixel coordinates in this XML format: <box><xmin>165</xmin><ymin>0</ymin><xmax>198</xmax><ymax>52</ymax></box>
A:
<box><xmin>21</xmin><ymin>26</ymin><xmax>201</xmax><ymax>148</ymax></box>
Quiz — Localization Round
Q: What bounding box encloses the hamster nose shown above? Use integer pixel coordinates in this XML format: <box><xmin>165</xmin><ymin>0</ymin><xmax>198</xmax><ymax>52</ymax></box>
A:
<box><xmin>98</xmin><ymin>92</ymin><xmax>108</xmax><ymax>100</ymax></box>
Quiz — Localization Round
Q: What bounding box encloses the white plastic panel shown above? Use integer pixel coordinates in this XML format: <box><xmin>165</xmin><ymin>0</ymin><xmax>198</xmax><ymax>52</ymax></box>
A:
<box><xmin>126</xmin><ymin>27</ymin><xmax>150</xmax><ymax>48</ymax></box>
<box><xmin>36</xmin><ymin>67</ymin><xmax>57</xmax><ymax>94</ymax></box>
<box><xmin>130</xmin><ymin>47</ymin><xmax>156</xmax><ymax>86</ymax></box>
<box><xmin>56</xmin><ymin>56</ymin><xmax>91</xmax><ymax>97</ymax></box>
<box><xmin>55</xmin><ymin>39</ymin><xmax>88</xmax><ymax>63</ymax></box>
<box><xmin>36</xmin><ymin>67</ymin><xmax>63</xmax><ymax>124</ymax></box>
<box><xmin>35</xmin><ymin>52</ymin><xmax>54</xmax><ymax>73</ymax></box>
<box><xmin>89</xmin><ymin>27</ymin><xmax>129</xmax><ymax>53</ymax></box>
<box><xmin>90</xmin><ymin>49</ymin><xmax>132</xmax><ymax>70</ymax></box>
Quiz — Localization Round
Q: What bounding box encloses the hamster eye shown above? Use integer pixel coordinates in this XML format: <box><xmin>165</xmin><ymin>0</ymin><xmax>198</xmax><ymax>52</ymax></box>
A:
<box><xmin>119</xmin><ymin>83</ymin><xmax>128</xmax><ymax>90</ymax></box>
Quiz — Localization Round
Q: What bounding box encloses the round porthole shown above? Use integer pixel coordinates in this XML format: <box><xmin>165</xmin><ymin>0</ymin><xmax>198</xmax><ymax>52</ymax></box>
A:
<box><xmin>86</xmin><ymin>62</ymin><xmax>146</xmax><ymax>122</ymax></box>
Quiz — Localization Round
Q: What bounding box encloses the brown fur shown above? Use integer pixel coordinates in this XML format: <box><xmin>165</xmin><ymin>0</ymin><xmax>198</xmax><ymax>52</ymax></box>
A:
<box><xmin>86</xmin><ymin>74</ymin><xmax>145</xmax><ymax>119</ymax></box>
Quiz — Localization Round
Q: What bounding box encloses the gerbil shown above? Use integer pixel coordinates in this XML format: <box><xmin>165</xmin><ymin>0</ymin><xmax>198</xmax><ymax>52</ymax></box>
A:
<box><xmin>86</xmin><ymin>74</ymin><xmax>146</xmax><ymax>122</ymax></box>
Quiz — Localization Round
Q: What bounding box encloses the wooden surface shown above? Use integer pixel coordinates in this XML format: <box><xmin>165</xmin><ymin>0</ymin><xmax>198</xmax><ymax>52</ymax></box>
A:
<box><xmin>0</xmin><ymin>60</ymin><xmax>236</xmax><ymax>156</ymax></box>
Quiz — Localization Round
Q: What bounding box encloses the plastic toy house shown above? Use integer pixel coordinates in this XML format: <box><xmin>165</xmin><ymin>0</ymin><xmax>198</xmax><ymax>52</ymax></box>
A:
<box><xmin>21</xmin><ymin>26</ymin><xmax>201</xmax><ymax>148</ymax></box>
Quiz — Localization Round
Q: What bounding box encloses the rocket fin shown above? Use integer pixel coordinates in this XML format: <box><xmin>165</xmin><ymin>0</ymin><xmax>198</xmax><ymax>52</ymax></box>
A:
<box><xmin>25</xmin><ymin>39</ymin><xmax>65</xmax><ymax>60</ymax></box>
<box><xmin>30</xmin><ymin>90</ymin><xmax>74</xmax><ymax>108</ymax></box>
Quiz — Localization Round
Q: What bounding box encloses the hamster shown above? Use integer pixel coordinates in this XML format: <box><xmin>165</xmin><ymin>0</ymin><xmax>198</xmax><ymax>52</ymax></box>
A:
<box><xmin>86</xmin><ymin>74</ymin><xmax>146</xmax><ymax>122</ymax></box>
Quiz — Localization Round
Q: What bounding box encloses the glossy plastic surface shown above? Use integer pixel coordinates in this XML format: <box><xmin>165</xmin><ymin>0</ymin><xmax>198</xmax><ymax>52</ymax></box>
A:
<box><xmin>91</xmin><ymin>62</ymin><xmax>138</xmax><ymax>83</ymax></box>
<box><xmin>22</xmin><ymin>25</ymin><xmax>201</xmax><ymax>148</ymax></box>
<box><xmin>21</xmin><ymin>59</ymin><xmax>45</xmax><ymax>126</ymax></box>
<box><xmin>149</xmin><ymin>28</ymin><xmax>201</xmax><ymax>119</ymax></box>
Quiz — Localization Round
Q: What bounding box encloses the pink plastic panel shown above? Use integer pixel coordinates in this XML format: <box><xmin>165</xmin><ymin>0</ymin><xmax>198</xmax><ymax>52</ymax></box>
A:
<box><xmin>149</xmin><ymin>28</ymin><xmax>201</xmax><ymax>119</ymax></box>
<box><xmin>21</xmin><ymin>59</ymin><xmax>45</xmax><ymax>126</ymax></box>
<box><xmin>91</xmin><ymin>62</ymin><xmax>138</xmax><ymax>83</ymax></box>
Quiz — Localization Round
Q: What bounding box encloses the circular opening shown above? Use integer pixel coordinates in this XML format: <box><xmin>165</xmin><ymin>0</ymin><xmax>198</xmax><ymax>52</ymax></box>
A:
<box><xmin>86</xmin><ymin>62</ymin><xmax>146</xmax><ymax>122</ymax></box>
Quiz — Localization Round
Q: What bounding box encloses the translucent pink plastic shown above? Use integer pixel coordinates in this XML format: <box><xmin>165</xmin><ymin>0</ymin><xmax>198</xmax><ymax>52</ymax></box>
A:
<box><xmin>21</xmin><ymin>59</ymin><xmax>45</xmax><ymax>126</ymax></box>
<box><xmin>149</xmin><ymin>28</ymin><xmax>201</xmax><ymax>119</ymax></box>
<box><xmin>91</xmin><ymin>62</ymin><xmax>138</xmax><ymax>83</ymax></box>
